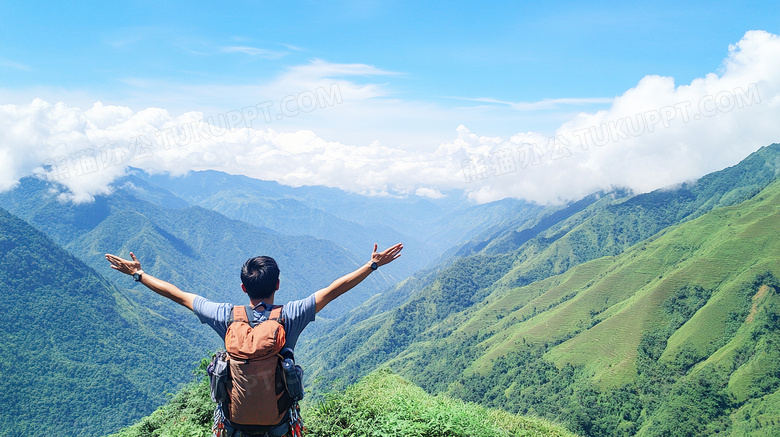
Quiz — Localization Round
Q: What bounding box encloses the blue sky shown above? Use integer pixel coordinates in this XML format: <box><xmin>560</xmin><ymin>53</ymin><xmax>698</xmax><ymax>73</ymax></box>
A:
<box><xmin>3</xmin><ymin>1</ymin><xmax>777</xmax><ymax>104</ymax></box>
<box><xmin>1</xmin><ymin>1</ymin><xmax>780</xmax><ymax>203</ymax></box>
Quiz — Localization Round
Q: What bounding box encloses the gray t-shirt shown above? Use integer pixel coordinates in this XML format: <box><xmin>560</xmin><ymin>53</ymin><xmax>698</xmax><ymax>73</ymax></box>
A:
<box><xmin>192</xmin><ymin>293</ymin><xmax>316</xmax><ymax>350</ymax></box>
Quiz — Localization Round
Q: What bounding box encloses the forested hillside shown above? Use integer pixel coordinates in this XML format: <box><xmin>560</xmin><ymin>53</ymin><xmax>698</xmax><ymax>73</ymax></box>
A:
<box><xmin>440</xmin><ymin>179</ymin><xmax>780</xmax><ymax>435</ymax></box>
<box><xmin>301</xmin><ymin>144</ymin><xmax>780</xmax><ymax>436</ymax></box>
<box><xmin>0</xmin><ymin>208</ymin><xmax>205</xmax><ymax>436</ymax></box>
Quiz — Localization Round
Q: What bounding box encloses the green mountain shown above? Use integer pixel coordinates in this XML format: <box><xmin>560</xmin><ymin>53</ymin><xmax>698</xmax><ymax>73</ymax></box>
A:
<box><xmin>437</xmin><ymin>176</ymin><xmax>780</xmax><ymax>435</ymax></box>
<box><xmin>0</xmin><ymin>207</ymin><xmax>206</xmax><ymax>436</ymax></box>
<box><xmin>472</xmin><ymin>143</ymin><xmax>780</xmax><ymax>286</ymax></box>
<box><xmin>300</xmin><ymin>144</ymin><xmax>780</xmax><ymax>436</ymax></box>
<box><xmin>302</xmin><ymin>144</ymin><xmax>780</xmax><ymax>382</ymax></box>
<box><xmin>325</xmin><ymin>143</ymin><xmax>780</xmax><ymax>346</ymax></box>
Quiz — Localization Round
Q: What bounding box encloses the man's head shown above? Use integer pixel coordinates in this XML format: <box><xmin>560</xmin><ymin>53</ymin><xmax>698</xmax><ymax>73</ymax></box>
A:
<box><xmin>241</xmin><ymin>256</ymin><xmax>280</xmax><ymax>300</ymax></box>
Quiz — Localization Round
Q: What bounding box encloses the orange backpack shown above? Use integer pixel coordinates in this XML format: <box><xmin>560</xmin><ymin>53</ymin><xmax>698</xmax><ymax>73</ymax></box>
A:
<box><xmin>222</xmin><ymin>305</ymin><xmax>292</xmax><ymax>431</ymax></box>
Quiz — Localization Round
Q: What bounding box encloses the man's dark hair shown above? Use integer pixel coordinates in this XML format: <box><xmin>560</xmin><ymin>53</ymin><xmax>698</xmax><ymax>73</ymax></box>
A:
<box><xmin>241</xmin><ymin>256</ymin><xmax>280</xmax><ymax>300</ymax></box>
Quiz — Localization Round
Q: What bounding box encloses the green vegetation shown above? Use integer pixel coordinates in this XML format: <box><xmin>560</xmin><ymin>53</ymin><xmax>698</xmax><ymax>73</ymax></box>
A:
<box><xmin>107</xmin><ymin>361</ymin><xmax>213</xmax><ymax>437</ymax></box>
<box><xmin>307</xmin><ymin>369</ymin><xmax>575</xmax><ymax>437</ymax></box>
<box><xmin>110</xmin><ymin>366</ymin><xmax>576</xmax><ymax>437</ymax></box>
<box><xmin>0</xmin><ymin>207</ymin><xmax>205</xmax><ymax>436</ymax></box>
<box><xmin>304</xmin><ymin>144</ymin><xmax>780</xmax><ymax>384</ymax></box>
<box><xmin>439</xmin><ymin>187</ymin><xmax>780</xmax><ymax>435</ymax></box>
<box><xmin>4</xmin><ymin>144</ymin><xmax>780</xmax><ymax>435</ymax></box>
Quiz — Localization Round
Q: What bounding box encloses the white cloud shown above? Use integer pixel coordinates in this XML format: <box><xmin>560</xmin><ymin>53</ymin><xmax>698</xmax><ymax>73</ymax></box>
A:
<box><xmin>0</xmin><ymin>99</ymin><xmax>127</xmax><ymax>202</ymax></box>
<box><xmin>458</xmin><ymin>30</ymin><xmax>780</xmax><ymax>204</ymax></box>
<box><xmin>0</xmin><ymin>97</ymin><xmax>460</xmax><ymax>202</ymax></box>
<box><xmin>0</xmin><ymin>57</ymin><xmax>32</xmax><ymax>72</ymax></box>
<box><xmin>415</xmin><ymin>187</ymin><xmax>445</xmax><ymax>199</ymax></box>
<box><xmin>1</xmin><ymin>31</ymin><xmax>779</xmax><ymax>205</ymax></box>
<box><xmin>458</xmin><ymin>96</ymin><xmax>615</xmax><ymax>111</ymax></box>
<box><xmin>220</xmin><ymin>46</ymin><xmax>288</xmax><ymax>59</ymax></box>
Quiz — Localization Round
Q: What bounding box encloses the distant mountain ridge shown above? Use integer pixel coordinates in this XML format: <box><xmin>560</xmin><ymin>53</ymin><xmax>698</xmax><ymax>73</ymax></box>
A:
<box><xmin>133</xmin><ymin>169</ymin><xmax>433</xmax><ymax>278</ymax></box>
<box><xmin>0</xmin><ymin>176</ymin><xmax>393</xmax><ymax>319</ymax></box>
<box><xmin>135</xmin><ymin>168</ymin><xmax>540</xmax><ymax>268</ymax></box>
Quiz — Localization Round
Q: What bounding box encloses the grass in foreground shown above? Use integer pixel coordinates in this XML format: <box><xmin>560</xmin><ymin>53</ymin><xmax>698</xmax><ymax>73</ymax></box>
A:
<box><xmin>107</xmin><ymin>367</ymin><xmax>575</xmax><ymax>437</ymax></box>
<box><xmin>305</xmin><ymin>368</ymin><xmax>576</xmax><ymax>437</ymax></box>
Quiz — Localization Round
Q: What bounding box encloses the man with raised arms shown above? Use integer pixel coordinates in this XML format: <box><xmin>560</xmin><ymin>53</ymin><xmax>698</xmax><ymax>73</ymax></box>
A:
<box><xmin>105</xmin><ymin>242</ymin><xmax>403</xmax><ymax>437</ymax></box>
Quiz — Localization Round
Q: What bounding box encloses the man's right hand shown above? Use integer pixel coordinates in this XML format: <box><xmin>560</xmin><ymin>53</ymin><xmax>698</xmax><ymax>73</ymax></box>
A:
<box><xmin>370</xmin><ymin>243</ymin><xmax>404</xmax><ymax>268</ymax></box>
<box><xmin>315</xmin><ymin>242</ymin><xmax>404</xmax><ymax>313</ymax></box>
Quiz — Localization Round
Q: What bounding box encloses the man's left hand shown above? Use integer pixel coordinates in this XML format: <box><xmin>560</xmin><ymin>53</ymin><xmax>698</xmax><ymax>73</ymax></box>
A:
<box><xmin>105</xmin><ymin>252</ymin><xmax>142</xmax><ymax>276</ymax></box>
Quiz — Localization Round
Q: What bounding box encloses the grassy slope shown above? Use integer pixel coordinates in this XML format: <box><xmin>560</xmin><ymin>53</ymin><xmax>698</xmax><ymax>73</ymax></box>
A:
<box><xmin>108</xmin><ymin>367</ymin><xmax>577</xmax><ymax>437</ymax></box>
<box><xmin>488</xmin><ymin>143</ymin><xmax>780</xmax><ymax>292</ymax></box>
<box><xmin>541</xmin><ymin>176</ymin><xmax>780</xmax><ymax>385</ymax></box>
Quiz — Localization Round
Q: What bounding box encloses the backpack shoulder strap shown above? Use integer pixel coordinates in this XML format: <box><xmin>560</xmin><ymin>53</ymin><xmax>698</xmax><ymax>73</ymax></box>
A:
<box><xmin>229</xmin><ymin>304</ymin><xmax>253</xmax><ymax>324</ymax></box>
<box><xmin>269</xmin><ymin>305</ymin><xmax>284</xmax><ymax>325</ymax></box>
<box><xmin>244</xmin><ymin>305</ymin><xmax>255</xmax><ymax>324</ymax></box>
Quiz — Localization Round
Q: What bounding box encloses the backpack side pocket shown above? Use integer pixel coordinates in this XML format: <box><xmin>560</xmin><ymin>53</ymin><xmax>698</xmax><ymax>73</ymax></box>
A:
<box><xmin>281</xmin><ymin>357</ymin><xmax>305</xmax><ymax>401</ymax></box>
<box><xmin>208</xmin><ymin>350</ymin><xmax>231</xmax><ymax>404</ymax></box>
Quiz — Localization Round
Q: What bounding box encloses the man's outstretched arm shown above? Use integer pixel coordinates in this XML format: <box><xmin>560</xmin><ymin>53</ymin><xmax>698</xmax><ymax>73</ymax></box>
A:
<box><xmin>314</xmin><ymin>243</ymin><xmax>403</xmax><ymax>313</ymax></box>
<box><xmin>105</xmin><ymin>252</ymin><xmax>198</xmax><ymax>310</ymax></box>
